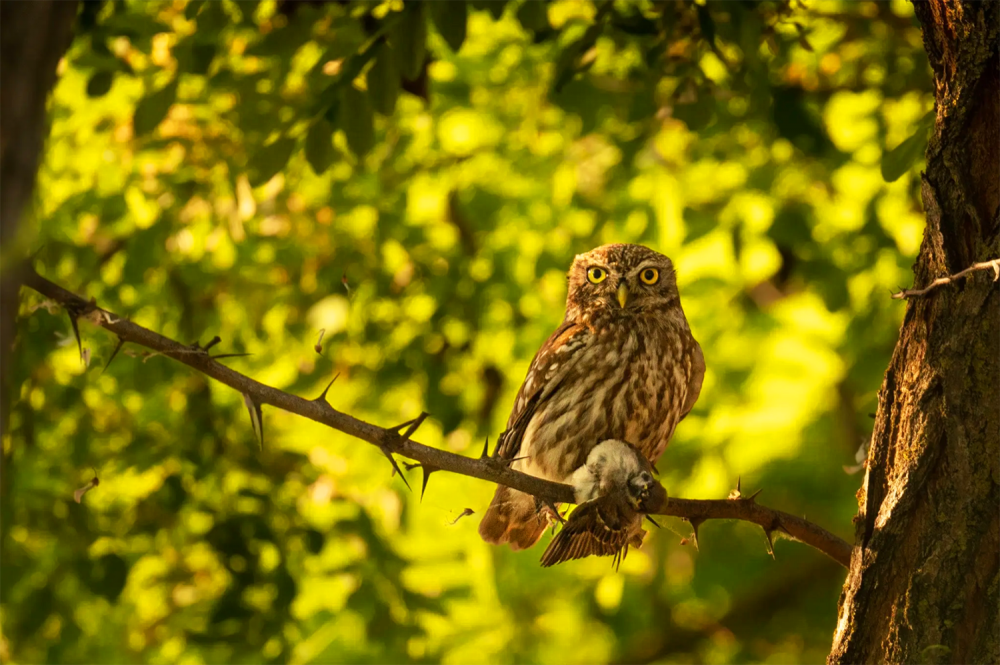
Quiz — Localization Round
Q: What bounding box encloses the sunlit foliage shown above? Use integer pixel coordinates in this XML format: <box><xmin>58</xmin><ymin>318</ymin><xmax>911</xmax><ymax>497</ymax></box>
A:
<box><xmin>4</xmin><ymin>1</ymin><xmax>931</xmax><ymax>662</ymax></box>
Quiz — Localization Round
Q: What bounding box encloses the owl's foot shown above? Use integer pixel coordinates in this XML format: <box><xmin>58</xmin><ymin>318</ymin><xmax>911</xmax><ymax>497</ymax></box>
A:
<box><xmin>540</xmin><ymin>498</ymin><xmax>566</xmax><ymax>524</ymax></box>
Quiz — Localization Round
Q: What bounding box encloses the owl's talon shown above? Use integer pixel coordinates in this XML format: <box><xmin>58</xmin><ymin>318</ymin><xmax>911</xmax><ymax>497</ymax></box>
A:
<box><xmin>541</xmin><ymin>499</ymin><xmax>565</xmax><ymax>524</ymax></box>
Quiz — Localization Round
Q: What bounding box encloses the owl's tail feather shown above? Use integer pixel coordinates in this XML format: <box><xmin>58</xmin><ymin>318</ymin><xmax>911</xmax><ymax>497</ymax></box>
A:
<box><xmin>478</xmin><ymin>485</ymin><xmax>550</xmax><ymax>550</ymax></box>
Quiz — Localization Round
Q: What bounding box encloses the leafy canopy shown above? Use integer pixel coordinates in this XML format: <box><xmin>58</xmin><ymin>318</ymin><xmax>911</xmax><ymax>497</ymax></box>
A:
<box><xmin>6</xmin><ymin>1</ymin><xmax>930</xmax><ymax>663</ymax></box>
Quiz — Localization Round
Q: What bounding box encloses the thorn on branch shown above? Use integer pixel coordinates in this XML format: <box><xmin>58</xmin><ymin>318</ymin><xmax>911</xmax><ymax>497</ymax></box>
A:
<box><xmin>728</xmin><ymin>476</ymin><xmax>743</xmax><ymax>500</ymax></box>
<box><xmin>314</xmin><ymin>373</ymin><xmax>340</xmax><ymax>405</ymax></box>
<box><xmin>65</xmin><ymin>298</ymin><xmax>98</xmax><ymax>364</ymax></box>
<box><xmin>102</xmin><ymin>336</ymin><xmax>127</xmax><ymax>374</ymax></box>
<box><xmin>688</xmin><ymin>517</ymin><xmax>704</xmax><ymax>550</ymax></box>
<box><xmin>243</xmin><ymin>393</ymin><xmax>264</xmax><ymax>451</ymax></box>
<box><xmin>745</xmin><ymin>487</ymin><xmax>763</xmax><ymax>503</ymax></box>
<box><xmin>419</xmin><ymin>464</ymin><xmax>438</xmax><ymax>501</ymax></box>
<box><xmin>400</xmin><ymin>461</ymin><xmax>439</xmax><ymax>500</ymax></box>
<box><xmin>202</xmin><ymin>336</ymin><xmax>222</xmax><ymax>352</ymax></box>
<box><xmin>211</xmin><ymin>352</ymin><xmax>252</xmax><ymax>360</ymax></box>
<box><xmin>494</xmin><ymin>454</ymin><xmax>529</xmax><ymax>469</ymax></box>
<box><xmin>646</xmin><ymin>515</ymin><xmax>663</xmax><ymax>529</ymax></box>
<box><xmin>388</xmin><ymin>412</ymin><xmax>428</xmax><ymax>442</ymax></box>
<box><xmin>379</xmin><ymin>445</ymin><xmax>411</xmax><ymax>491</ymax></box>
<box><xmin>479</xmin><ymin>436</ymin><xmax>490</xmax><ymax>460</ymax></box>
<box><xmin>762</xmin><ymin>526</ymin><xmax>776</xmax><ymax>559</ymax></box>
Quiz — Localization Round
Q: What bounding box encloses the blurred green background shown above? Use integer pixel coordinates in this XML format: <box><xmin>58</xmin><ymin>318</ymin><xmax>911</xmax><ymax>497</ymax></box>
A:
<box><xmin>3</xmin><ymin>0</ymin><xmax>933</xmax><ymax>662</ymax></box>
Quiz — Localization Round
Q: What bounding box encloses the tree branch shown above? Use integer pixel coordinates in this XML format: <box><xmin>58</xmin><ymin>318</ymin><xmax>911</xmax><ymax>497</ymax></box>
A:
<box><xmin>20</xmin><ymin>267</ymin><xmax>852</xmax><ymax>568</ymax></box>
<box><xmin>891</xmin><ymin>258</ymin><xmax>1000</xmax><ymax>299</ymax></box>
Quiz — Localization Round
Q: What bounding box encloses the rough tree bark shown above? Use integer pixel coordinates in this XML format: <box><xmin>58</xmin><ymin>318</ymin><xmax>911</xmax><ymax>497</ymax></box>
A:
<box><xmin>829</xmin><ymin>2</ymin><xmax>999</xmax><ymax>664</ymax></box>
<box><xmin>0</xmin><ymin>1</ymin><xmax>79</xmax><ymax>440</ymax></box>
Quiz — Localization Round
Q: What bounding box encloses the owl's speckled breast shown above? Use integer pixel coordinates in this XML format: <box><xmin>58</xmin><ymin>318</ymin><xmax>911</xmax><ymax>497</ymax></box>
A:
<box><xmin>515</xmin><ymin>316</ymin><xmax>695</xmax><ymax>483</ymax></box>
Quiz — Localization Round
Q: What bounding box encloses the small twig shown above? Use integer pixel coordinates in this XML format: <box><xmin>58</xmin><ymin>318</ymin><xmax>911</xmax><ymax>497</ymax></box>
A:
<box><xmin>22</xmin><ymin>267</ymin><xmax>853</xmax><ymax>569</ymax></box>
<box><xmin>891</xmin><ymin>258</ymin><xmax>1000</xmax><ymax>299</ymax></box>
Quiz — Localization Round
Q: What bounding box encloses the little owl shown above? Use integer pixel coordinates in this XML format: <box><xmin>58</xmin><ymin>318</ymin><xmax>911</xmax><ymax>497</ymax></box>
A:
<box><xmin>478</xmin><ymin>243</ymin><xmax>705</xmax><ymax>550</ymax></box>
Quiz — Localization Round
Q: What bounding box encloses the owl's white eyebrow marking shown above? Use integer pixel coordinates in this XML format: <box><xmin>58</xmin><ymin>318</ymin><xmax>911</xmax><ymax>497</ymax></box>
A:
<box><xmin>631</xmin><ymin>261</ymin><xmax>666</xmax><ymax>274</ymax></box>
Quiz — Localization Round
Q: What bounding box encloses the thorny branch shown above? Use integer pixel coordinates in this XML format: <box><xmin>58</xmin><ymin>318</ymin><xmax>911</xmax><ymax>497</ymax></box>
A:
<box><xmin>21</xmin><ymin>268</ymin><xmax>852</xmax><ymax>568</ymax></box>
<box><xmin>891</xmin><ymin>258</ymin><xmax>1000</xmax><ymax>299</ymax></box>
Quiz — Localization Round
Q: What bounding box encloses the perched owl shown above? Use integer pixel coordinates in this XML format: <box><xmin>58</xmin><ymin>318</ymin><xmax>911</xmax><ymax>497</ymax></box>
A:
<box><xmin>479</xmin><ymin>243</ymin><xmax>705</xmax><ymax>550</ymax></box>
<box><xmin>541</xmin><ymin>439</ymin><xmax>668</xmax><ymax>567</ymax></box>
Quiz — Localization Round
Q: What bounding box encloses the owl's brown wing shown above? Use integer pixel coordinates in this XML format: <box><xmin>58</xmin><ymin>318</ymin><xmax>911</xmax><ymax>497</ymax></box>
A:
<box><xmin>539</xmin><ymin>493</ymin><xmax>644</xmax><ymax>567</ymax></box>
<box><xmin>679</xmin><ymin>339</ymin><xmax>706</xmax><ymax>421</ymax></box>
<box><xmin>496</xmin><ymin>321</ymin><xmax>591</xmax><ymax>460</ymax></box>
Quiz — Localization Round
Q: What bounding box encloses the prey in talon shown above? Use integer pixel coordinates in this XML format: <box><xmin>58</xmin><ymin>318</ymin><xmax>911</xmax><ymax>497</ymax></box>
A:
<box><xmin>541</xmin><ymin>440</ymin><xmax>668</xmax><ymax>568</ymax></box>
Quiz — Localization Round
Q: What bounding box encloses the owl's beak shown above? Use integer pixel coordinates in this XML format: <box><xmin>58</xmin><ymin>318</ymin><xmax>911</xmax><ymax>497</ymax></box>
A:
<box><xmin>617</xmin><ymin>282</ymin><xmax>629</xmax><ymax>309</ymax></box>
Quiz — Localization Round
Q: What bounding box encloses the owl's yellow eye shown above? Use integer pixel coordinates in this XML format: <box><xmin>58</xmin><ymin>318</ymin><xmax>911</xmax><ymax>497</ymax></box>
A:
<box><xmin>587</xmin><ymin>267</ymin><xmax>608</xmax><ymax>284</ymax></box>
<box><xmin>639</xmin><ymin>268</ymin><xmax>659</xmax><ymax>285</ymax></box>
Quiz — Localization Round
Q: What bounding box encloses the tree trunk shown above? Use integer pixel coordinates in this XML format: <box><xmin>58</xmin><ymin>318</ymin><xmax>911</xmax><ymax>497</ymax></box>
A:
<box><xmin>829</xmin><ymin>2</ymin><xmax>999</xmax><ymax>663</ymax></box>
<box><xmin>0</xmin><ymin>1</ymin><xmax>79</xmax><ymax>439</ymax></box>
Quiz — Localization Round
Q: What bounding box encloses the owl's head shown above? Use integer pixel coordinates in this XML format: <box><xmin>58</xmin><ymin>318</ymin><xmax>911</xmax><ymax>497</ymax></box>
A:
<box><xmin>565</xmin><ymin>244</ymin><xmax>679</xmax><ymax>321</ymax></box>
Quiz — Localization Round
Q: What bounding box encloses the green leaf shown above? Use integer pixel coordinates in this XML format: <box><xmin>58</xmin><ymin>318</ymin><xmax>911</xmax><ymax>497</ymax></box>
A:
<box><xmin>87</xmin><ymin>553</ymin><xmax>129</xmax><ymax>602</ymax></box>
<box><xmin>881</xmin><ymin>111</ymin><xmax>933</xmax><ymax>182</ymax></box>
<box><xmin>368</xmin><ymin>42</ymin><xmax>400</xmax><ymax>116</ymax></box>
<box><xmin>184</xmin><ymin>0</ymin><xmax>205</xmax><ymax>21</ymax></box>
<box><xmin>18</xmin><ymin>587</ymin><xmax>53</xmax><ymax>636</ymax></box>
<box><xmin>696</xmin><ymin>5</ymin><xmax>716</xmax><ymax>46</ymax></box>
<box><xmin>190</xmin><ymin>42</ymin><xmax>217</xmax><ymax>75</ymax></box>
<box><xmin>771</xmin><ymin>86</ymin><xmax>833</xmax><ymax>155</ymax></box>
<box><xmin>552</xmin><ymin>23</ymin><xmax>602</xmax><ymax>93</ymax></box>
<box><xmin>472</xmin><ymin>0</ymin><xmax>507</xmax><ymax>20</ymax></box>
<box><xmin>247</xmin><ymin>137</ymin><xmax>297</xmax><ymax>186</ymax></box>
<box><xmin>340</xmin><ymin>86</ymin><xmax>375</xmax><ymax>160</ymax></box>
<box><xmin>516</xmin><ymin>1</ymin><xmax>548</xmax><ymax>32</ymax></box>
<box><xmin>176</xmin><ymin>37</ymin><xmax>217</xmax><ymax>75</ymax></box>
<box><xmin>304</xmin><ymin>529</ymin><xmax>325</xmax><ymax>554</ymax></box>
<box><xmin>245</xmin><ymin>15</ymin><xmax>314</xmax><ymax>58</ymax></box>
<box><xmin>86</xmin><ymin>71</ymin><xmax>114</xmax><ymax>97</ymax></box>
<box><xmin>673</xmin><ymin>93</ymin><xmax>716</xmax><ymax>132</ymax></box>
<box><xmin>430</xmin><ymin>0</ymin><xmax>468</xmax><ymax>52</ymax></box>
<box><xmin>102</xmin><ymin>13</ymin><xmax>171</xmax><ymax>40</ymax></box>
<box><xmin>611</xmin><ymin>10</ymin><xmax>658</xmax><ymax>36</ymax></box>
<box><xmin>133</xmin><ymin>78</ymin><xmax>178</xmax><ymax>136</ymax></box>
<box><xmin>391</xmin><ymin>4</ymin><xmax>427</xmax><ymax>81</ymax></box>
<box><xmin>305</xmin><ymin>119</ymin><xmax>335</xmax><ymax>174</ymax></box>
